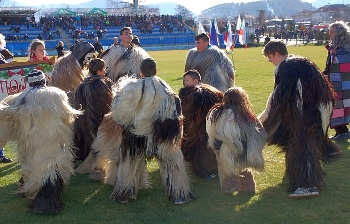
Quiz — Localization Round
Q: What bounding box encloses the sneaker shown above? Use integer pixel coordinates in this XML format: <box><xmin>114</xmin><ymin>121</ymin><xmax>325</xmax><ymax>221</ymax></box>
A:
<box><xmin>174</xmin><ymin>197</ymin><xmax>187</xmax><ymax>205</ymax></box>
<box><xmin>0</xmin><ymin>156</ymin><xmax>12</xmax><ymax>163</ymax></box>
<box><xmin>288</xmin><ymin>187</ymin><xmax>319</xmax><ymax>198</ymax></box>
<box><xmin>204</xmin><ymin>174</ymin><xmax>217</xmax><ymax>180</ymax></box>
<box><xmin>331</xmin><ymin>132</ymin><xmax>350</xmax><ymax>142</ymax></box>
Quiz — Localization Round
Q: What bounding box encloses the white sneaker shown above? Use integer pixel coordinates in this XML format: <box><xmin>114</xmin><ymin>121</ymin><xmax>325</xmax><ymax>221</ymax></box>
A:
<box><xmin>288</xmin><ymin>187</ymin><xmax>319</xmax><ymax>198</ymax></box>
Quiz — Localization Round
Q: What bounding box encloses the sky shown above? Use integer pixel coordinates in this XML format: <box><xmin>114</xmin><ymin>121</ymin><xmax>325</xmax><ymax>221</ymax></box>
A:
<box><xmin>12</xmin><ymin>0</ymin><xmax>316</xmax><ymax>15</ymax></box>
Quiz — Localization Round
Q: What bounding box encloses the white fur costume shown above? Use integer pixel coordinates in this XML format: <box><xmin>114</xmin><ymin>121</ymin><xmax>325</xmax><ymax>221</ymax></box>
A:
<box><xmin>206</xmin><ymin>87</ymin><xmax>266</xmax><ymax>192</ymax></box>
<box><xmin>0</xmin><ymin>85</ymin><xmax>81</xmax><ymax>214</ymax></box>
<box><xmin>93</xmin><ymin>76</ymin><xmax>193</xmax><ymax>203</ymax></box>
<box><xmin>101</xmin><ymin>45</ymin><xmax>150</xmax><ymax>82</ymax></box>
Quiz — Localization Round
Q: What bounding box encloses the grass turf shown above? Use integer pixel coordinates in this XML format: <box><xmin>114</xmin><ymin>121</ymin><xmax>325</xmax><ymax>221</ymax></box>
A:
<box><xmin>0</xmin><ymin>45</ymin><xmax>349</xmax><ymax>223</ymax></box>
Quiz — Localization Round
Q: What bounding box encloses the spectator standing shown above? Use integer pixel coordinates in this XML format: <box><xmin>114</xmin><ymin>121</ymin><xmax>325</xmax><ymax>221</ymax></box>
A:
<box><xmin>92</xmin><ymin>37</ymin><xmax>103</xmax><ymax>57</ymax></box>
<box><xmin>55</xmin><ymin>41</ymin><xmax>65</xmax><ymax>58</ymax></box>
<box><xmin>324</xmin><ymin>21</ymin><xmax>350</xmax><ymax>142</ymax></box>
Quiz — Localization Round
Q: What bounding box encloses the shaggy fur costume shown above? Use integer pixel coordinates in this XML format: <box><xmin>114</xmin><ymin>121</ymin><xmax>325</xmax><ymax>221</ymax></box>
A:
<box><xmin>88</xmin><ymin>112</ymin><xmax>124</xmax><ymax>184</ymax></box>
<box><xmin>50</xmin><ymin>41</ymin><xmax>94</xmax><ymax>93</ymax></box>
<box><xmin>259</xmin><ymin>56</ymin><xmax>342</xmax><ymax>193</ymax></box>
<box><xmin>0</xmin><ymin>86</ymin><xmax>81</xmax><ymax>214</ymax></box>
<box><xmin>73</xmin><ymin>75</ymin><xmax>114</xmax><ymax>161</ymax></box>
<box><xmin>179</xmin><ymin>84</ymin><xmax>223</xmax><ymax>179</ymax></box>
<box><xmin>185</xmin><ymin>46</ymin><xmax>235</xmax><ymax>92</ymax></box>
<box><xmin>206</xmin><ymin>87</ymin><xmax>266</xmax><ymax>193</ymax></box>
<box><xmin>101</xmin><ymin>44</ymin><xmax>150</xmax><ymax>82</ymax></box>
<box><xmin>101</xmin><ymin>76</ymin><xmax>194</xmax><ymax>203</ymax></box>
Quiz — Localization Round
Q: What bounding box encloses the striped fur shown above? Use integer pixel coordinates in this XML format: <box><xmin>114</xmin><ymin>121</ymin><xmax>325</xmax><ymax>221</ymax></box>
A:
<box><xmin>109</xmin><ymin>76</ymin><xmax>193</xmax><ymax>202</ymax></box>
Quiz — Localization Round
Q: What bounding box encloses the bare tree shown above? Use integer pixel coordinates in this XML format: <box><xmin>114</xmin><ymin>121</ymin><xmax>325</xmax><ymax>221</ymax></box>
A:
<box><xmin>175</xmin><ymin>4</ymin><xmax>193</xmax><ymax>20</ymax></box>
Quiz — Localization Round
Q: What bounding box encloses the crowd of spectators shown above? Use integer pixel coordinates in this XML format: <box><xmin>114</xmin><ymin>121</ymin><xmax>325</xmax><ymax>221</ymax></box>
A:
<box><xmin>0</xmin><ymin>13</ymin><xmax>191</xmax><ymax>42</ymax></box>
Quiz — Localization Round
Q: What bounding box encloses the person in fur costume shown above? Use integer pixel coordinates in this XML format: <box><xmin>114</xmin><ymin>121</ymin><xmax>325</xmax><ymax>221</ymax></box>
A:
<box><xmin>73</xmin><ymin>58</ymin><xmax>114</xmax><ymax>161</ymax></box>
<box><xmin>185</xmin><ymin>33</ymin><xmax>235</xmax><ymax>92</ymax></box>
<box><xmin>93</xmin><ymin>58</ymin><xmax>194</xmax><ymax>204</ymax></box>
<box><xmin>100</xmin><ymin>27</ymin><xmax>150</xmax><ymax>82</ymax></box>
<box><xmin>179</xmin><ymin>70</ymin><xmax>223</xmax><ymax>179</ymax></box>
<box><xmin>50</xmin><ymin>41</ymin><xmax>95</xmax><ymax>93</ymax></box>
<box><xmin>0</xmin><ymin>69</ymin><xmax>81</xmax><ymax>214</ymax></box>
<box><xmin>206</xmin><ymin>87</ymin><xmax>266</xmax><ymax>193</ymax></box>
<box><xmin>259</xmin><ymin>55</ymin><xmax>342</xmax><ymax>198</ymax></box>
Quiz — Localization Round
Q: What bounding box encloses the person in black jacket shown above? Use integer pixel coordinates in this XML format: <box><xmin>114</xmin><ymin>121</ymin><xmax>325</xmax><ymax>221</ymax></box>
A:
<box><xmin>55</xmin><ymin>41</ymin><xmax>65</xmax><ymax>58</ymax></box>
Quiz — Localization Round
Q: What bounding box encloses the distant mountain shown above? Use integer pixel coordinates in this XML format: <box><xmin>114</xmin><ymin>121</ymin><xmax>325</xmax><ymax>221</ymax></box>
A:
<box><xmin>197</xmin><ymin>0</ymin><xmax>347</xmax><ymax>18</ymax></box>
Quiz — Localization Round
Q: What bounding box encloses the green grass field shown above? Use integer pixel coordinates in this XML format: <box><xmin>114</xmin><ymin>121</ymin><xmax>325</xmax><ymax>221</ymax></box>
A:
<box><xmin>1</xmin><ymin>45</ymin><xmax>349</xmax><ymax>223</ymax></box>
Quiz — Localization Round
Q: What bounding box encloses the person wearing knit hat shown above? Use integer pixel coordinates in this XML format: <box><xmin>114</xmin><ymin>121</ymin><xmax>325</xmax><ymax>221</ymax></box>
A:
<box><xmin>0</xmin><ymin>68</ymin><xmax>82</xmax><ymax>214</ymax></box>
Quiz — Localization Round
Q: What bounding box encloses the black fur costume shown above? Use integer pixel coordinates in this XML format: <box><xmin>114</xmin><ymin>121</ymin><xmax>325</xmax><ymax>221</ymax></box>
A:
<box><xmin>259</xmin><ymin>56</ymin><xmax>342</xmax><ymax>193</ymax></box>
<box><xmin>73</xmin><ymin>74</ymin><xmax>113</xmax><ymax>160</ymax></box>
<box><xmin>179</xmin><ymin>84</ymin><xmax>223</xmax><ymax>179</ymax></box>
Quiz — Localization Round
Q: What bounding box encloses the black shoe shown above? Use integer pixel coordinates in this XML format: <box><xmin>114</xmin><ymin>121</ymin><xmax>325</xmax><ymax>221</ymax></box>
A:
<box><xmin>0</xmin><ymin>156</ymin><xmax>12</xmax><ymax>163</ymax></box>
<box><xmin>332</xmin><ymin>132</ymin><xmax>349</xmax><ymax>142</ymax></box>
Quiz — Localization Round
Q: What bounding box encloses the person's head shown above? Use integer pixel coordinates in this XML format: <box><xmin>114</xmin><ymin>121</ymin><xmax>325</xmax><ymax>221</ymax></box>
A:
<box><xmin>183</xmin><ymin>69</ymin><xmax>201</xmax><ymax>87</ymax></box>
<box><xmin>119</xmin><ymin>27</ymin><xmax>133</xmax><ymax>46</ymax></box>
<box><xmin>113</xmin><ymin>37</ymin><xmax>119</xmax><ymax>44</ymax></box>
<box><xmin>94</xmin><ymin>37</ymin><xmax>99</xmax><ymax>43</ymax></box>
<box><xmin>58</xmin><ymin>41</ymin><xmax>64</xmax><ymax>47</ymax></box>
<box><xmin>195</xmin><ymin>33</ymin><xmax>209</xmax><ymax>52</ymax></box>
<box><xmin>262</xmin><ymin>40</ymin><xmax>288</xmax><ymax>66</ymax></box>
<box><xmin>0</xmin><ymin>33</ymin><xmax>6</xmax><ymax>48</ymax></box>
<box><xmin>140</xmin><ymin>58</ymin><xmax>157</xmax><ymax>77</ymax></box>
<box><xmin>25</xmin><ymin>69</ymin><xmax>46</xmax><ymax>87</ymax></box>
<box><xmin>329</xmin><ymin>21</ymin><xmax>350</xmax><ymax>50</ymax></box>
<box><xmin>28</xmin><ymin>39</ymin><xmax>46</xmax><ymax>60</ymax></box>
<box><xmin>89</xmin><ymin>58</ymin><xmax>106</xmax><ymax>76</ymax></box>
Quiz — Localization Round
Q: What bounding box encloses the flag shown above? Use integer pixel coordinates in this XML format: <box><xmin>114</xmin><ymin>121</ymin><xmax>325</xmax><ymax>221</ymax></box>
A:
<box><xmin>198</xmin><ymin>21</ymin><xmax>205</xmax><ymax>35</ymax></box>
<box><xmin>209</xmin><ymin>19</ymin><xmax>219</xmax><ymax>47</ymax></box>
<box><xmin>239</xmin><ymin>18</ymin><xmax>246</xmax><ymax>45</ymax></box>
<box><xmin>235</xmin><ymin>15</ymin><xmax>242</xmax><ymax>31</ymax></box>
<box><xmin>224</xmin><ymin>20</ymin><xmax>233</xmax><ymax>51</ymax></box>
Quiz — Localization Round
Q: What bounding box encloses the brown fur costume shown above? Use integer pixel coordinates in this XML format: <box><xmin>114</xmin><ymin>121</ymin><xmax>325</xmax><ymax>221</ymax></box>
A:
<box><xmin>0</xmin><ymin>83</ymin><xmax>81</xmax><ymax>214</ymax></box>
<box><xmin>97</xmin><ymin>75</ymin><xmax>194</xmax><ymax>203</ymax></box>
<box><xmin>259</xmin><ymin>56</ymin><xmax>342</xmax><ymax>193</ymax></box>
<box><xmin>179</xmin><ymin>84</ymin><xmax>223</xmax><ymax>179</ymax></box>
<box><xmin>73</xmin><ymin>74</ymin><xmax>113</xmax><ymax>161</ymax></box>
<box><xmin>100</xmin><ymin>44</ymin><xmax>150</xmax><ymax>82</ymax></box>
<box><xmin>88</xmin><ymin>112</ymin><xmax>124</xmax><ymax>184</ymax></box>
<box><xmin>206</xmin><ymin>87</ymin><xmax>266</xmax><ymax>193</ymax></box>
<box><xmin>50</xmin><ymin>41</ymin><xmax>95</xmax><ymax>93</ymax></box>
